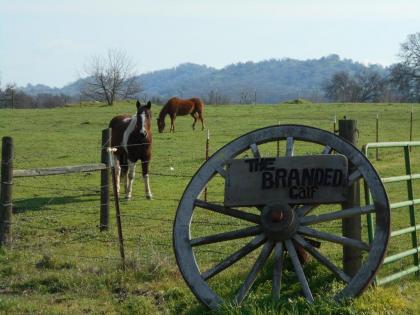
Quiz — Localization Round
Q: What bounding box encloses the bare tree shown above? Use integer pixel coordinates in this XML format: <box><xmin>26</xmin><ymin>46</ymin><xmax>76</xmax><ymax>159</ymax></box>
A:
<box><xmin>390</xmin><ymin>33</ymin><xmax>420</xmax><ymax>102</ymax></box>
<box><xmin>82</xmin><ymin>49</ymin><xmax>142</xmax><ymax>105</ymax></box>
<box><xmin>400</xmin><ymin>32</ymin><xmax>420</xmax><ymax>72</ymax></box>
<box><xmin>324</xmin><ymin>70</ymin><xmax>386</xmax><ymax>102</ymax></box>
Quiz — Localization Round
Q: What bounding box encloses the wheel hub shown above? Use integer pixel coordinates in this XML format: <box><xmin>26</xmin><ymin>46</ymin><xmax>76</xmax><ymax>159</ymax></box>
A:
<box><xmin>261</xmin><ymin>203</ymin><xmax>298</xmax><ymax>241</ymax></box>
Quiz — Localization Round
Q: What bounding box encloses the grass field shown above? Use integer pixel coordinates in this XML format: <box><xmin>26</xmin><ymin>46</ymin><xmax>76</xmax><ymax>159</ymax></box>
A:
<box><xmin>0</xmin><ymin>101</ymin><xmax>419</xmax><ymax>314</ymax></box>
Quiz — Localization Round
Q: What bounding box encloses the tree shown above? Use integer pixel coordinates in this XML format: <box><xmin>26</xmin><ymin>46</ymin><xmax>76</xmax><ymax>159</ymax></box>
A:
<box><xmin>205</xmin><ymin>89</ymin><xmax>231</xmax><ymax>105</ymax></box>
<box><xmin>400</xmin><ymin>33</ymin><xmax>420</xmax><ymax>71</ymax></box>
<box><xmin>323</xmin><ymin>70</ymin><xmax>386</xmax><ymax>102</ymax></box>
<box><xmin>82</xmin><ymin>49</ymin><xmax>142</xmax><ymax>105</ymax></box>
<box><xmin>389</xmin><ymin>33</ymin><xmax>420</xmax><ymax>102</ymax></box>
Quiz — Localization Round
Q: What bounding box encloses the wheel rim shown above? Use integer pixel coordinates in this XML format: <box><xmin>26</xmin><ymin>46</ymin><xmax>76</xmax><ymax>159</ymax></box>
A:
<box><xmin>173</xmin><ymin>125</ymin><xmax>390</xmax><ymax>309</ymax></box>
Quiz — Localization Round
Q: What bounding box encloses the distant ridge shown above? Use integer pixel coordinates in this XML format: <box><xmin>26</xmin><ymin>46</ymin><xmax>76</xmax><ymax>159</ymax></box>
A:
<box><xmin>19</xmin><ymin>55</ymin><xmax>388</xmax><ymax>103</ymax></box>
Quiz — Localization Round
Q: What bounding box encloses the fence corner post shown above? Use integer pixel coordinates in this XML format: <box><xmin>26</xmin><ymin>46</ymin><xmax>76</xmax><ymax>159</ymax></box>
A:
<box><xmin>100</xmin><ymin>128</ymin><xmax>111</xmax><ymax>231</ymax></box>
<box><xmin>1</xmin><ymin>136</ymin><xmax>13</xmax><ymax>246</ymax></box>
<box><xmin>338</xmin><ymin>119</ymin><xmax>361</xmax><ymax>277</ymax></box>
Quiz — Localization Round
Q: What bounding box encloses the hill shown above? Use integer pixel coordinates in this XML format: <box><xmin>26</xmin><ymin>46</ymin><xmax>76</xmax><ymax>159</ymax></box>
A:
<box><xmin>19</xmin><ymin>55</ymin><xmax>388</xmax><ymax>103</ymax></box>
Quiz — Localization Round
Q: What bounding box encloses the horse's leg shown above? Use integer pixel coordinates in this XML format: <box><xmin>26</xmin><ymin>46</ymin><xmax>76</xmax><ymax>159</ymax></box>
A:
<box><xmin>114</xmin><ymin>156</ymin><xmax>122</xmax><ymax>197</ymax></box>
<box><xmin>125</xmin><ymin>160</ymin><xmax>136</xmax><ymax>200</ymax></box>
<box><xmin>191</xmin><ymin>113</ymin><xmax>197</xmax><ymax>130</ymax></box>
<box><xmin>171</xmin><ymin>115</ymin><xmax>176</xmax><ymax>133</ymax></box>
<box><xmin>199</xmin><ymin>112</ymin><xmax>205</xmax><ymax>130</ymax></box>
<box><xmin>141</xmin><ymin>159</ymin><xmax>153</xmax><ymax>200</ymax></box>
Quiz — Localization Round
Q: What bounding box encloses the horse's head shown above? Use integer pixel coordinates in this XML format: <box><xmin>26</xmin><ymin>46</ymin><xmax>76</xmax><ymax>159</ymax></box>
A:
<box><xmin>157</xmin><ymin>116</ymin><xmax>165</xmax><ymax>133</ymax></box>
<box><xmin>135</xmin><ymin>100</ymin><xmax>152</xmax><ymax>138</ymax></box>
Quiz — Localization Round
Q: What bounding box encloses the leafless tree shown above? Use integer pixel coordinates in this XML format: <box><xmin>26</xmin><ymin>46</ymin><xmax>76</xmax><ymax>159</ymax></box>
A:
<box><xmin>206</xmin><ymin>89</ymin><xmax>231</xmax><ymax>105</ymax></box>
<box><xmin>390</xmin><ymin>33</ymin><xmax>420</xmax><ymax>102</ymax></box>
<box><xmin>82</xmin><ymin>49</ymin><xmax>142</xmax><ymax>105</ymax></box>
<box><xmin>400</xmin><ymin>32</ymin><xmax>420</xmax><ymax>72</ymax></box>
<box><xmin>324</xmin><ymin>70</ymin><xmax>386</xmax><ymax>102</ymax></box>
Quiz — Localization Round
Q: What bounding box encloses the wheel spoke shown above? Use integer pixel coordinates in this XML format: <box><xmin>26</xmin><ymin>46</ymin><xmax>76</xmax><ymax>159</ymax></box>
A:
<box><xmin>235</xmin><ymin>240</ymin><xmax>274</xmax><ymax>304</ymax></box>
<box><xmin>272</xmin><ymin>242</ymin><xmax>284</xmax><ymax>301</ymax></box>
<box><xmin>201</xmin><ymin>234</ymin><xmax>266</xmax><ymax>280</ymax></box>
<box><xmin>285</xmin><ymin>240</ymin><xmax>314</xmax><ymax>303</ymax></box>
<box><xmin>348</xmin><ymin>169</ymin><xmax>362</xmax><ymax>186</ymax></box>
<box><xmin>250</xmin><ymin>143</ymin><xmax>261</xmax><ymax>158</ymax></box>
<box><xmin>293</xmin><ymin>235</ymin><xmax>351</xmax><ymax>283</ymax></box>
<box><xmin>300</xmin><ymin>205</ymin><xmax>375</xmax><ymax>225</ymax></box>
<box><xmin>285</xmin><ymin>137</ymin><xmax>294</xmax><ymax>156</ymax></box>
<box><xmin>215</xmin><ymin>165</ymin><xmax>227</xmax><ymax>178</ymax></box>
<box><xmin>194</xmin><ymin>199</ymin><xmax>260</xmax><ymax>224</ymax></box>
<box><xmin>298</xmin><ymin>226</ymin><xmax>370</xmax><ymax>251</ymax></box>
<box><xmin>295</xmin><ymin>204</ymin><xmax>321</xmax><ymax>217</ymax></box>
<box><xmin>190</xmin><ymin>226</ymin><xmax>262</xmax><ymax>247</ymax></box>
<box><xmin>322</xmin><ymin>145</ymin><xmax>333</xmax><ymax>154</ymax></box>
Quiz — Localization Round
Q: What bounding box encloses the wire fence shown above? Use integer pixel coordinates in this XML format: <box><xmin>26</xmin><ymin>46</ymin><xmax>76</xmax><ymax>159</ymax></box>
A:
<box><xmin>1</xmin><ymin>127</ymin><xmax>253</xmax><ymax>274</ymax></box>
<box><xmin>0</xmin><ymin>111</ymin><xmax>418</xmax><ymax>292</ymax></box>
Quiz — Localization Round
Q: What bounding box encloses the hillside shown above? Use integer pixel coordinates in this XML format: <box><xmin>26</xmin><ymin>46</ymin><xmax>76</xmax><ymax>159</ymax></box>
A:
<box><xmin>19</xmin><ymin>55</ymin><xmax>388</xmax><ymax>103</ymax></box>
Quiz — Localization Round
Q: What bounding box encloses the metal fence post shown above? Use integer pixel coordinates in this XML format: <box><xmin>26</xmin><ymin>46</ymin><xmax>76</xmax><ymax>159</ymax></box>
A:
<box><xmin>376</xmin><ymin>114</ymin><xmax>379</xmax><ymax>160</ymax></box>
<box><xmin>100</xmin><ymin>128</ymin><xmax>111</xmax><ymax>231</ymax></box>
<box><xmin>339</xmin><ymin>119</ymin><xmax>362</xmax><ymax>277</ymax></box>
<box><xmin>403</xmin><ymin>145</ymin><xmax>419</xmax><ymax>274</ymax></box>
<box><xmin>1</xmin><ymin>137</ymin><xmax>13</xmax><ymax>246</ymax></box>
<box><xmin>204</xmin><ymin>129</ymin><xmax>210</xmax><ymax>201</ymax></box>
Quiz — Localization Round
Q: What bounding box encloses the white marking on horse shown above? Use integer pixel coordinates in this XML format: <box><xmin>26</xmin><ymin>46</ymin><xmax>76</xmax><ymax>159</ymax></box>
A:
<box><xmin>122</xmin><ymin>115</ymin><xmax>137</xmax><ymax>153</ymax></box>
<box><xmin>139</xmin><ymin>112</ymin><xmax>146</xmax><ymax>136</ymax></box>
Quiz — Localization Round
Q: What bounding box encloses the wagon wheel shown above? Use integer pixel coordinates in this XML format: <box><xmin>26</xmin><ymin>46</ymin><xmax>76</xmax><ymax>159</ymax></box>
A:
<box><xmin>173</xmin><ymin>125</ymin><xmax>390</xmax><ymax>309</ymax></box>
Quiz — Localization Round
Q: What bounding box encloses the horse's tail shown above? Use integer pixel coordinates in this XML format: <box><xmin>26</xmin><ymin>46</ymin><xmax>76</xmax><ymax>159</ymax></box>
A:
<box><xmin>197</xmin><ymin>98</ymin><xmax>205</xmax><ymax>113</ymax></box>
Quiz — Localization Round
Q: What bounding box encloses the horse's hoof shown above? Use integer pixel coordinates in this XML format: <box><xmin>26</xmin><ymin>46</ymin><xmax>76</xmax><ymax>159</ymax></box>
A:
<box><xmin>125</xmin><ymin>195</ymin><xmax>132</xmax><ymax>201</ymax></box>
<box><xmin>146</xmin><ymin>194</ymin><xmax>153</xmax><ymax>200</ymax></box>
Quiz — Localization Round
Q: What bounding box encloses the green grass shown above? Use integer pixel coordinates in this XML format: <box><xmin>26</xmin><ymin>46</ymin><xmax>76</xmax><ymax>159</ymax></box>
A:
<box><xmin>0</xmin><ymin>101</ymin><xmax>419</xmax><ymax>314</ymax></box>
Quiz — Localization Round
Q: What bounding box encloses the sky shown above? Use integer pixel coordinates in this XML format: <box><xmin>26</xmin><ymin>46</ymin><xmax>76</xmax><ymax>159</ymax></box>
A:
<box><xmin>1</xmin><ymin>0</ymin><xmax>420</xmax><ymax>88</ymax></box>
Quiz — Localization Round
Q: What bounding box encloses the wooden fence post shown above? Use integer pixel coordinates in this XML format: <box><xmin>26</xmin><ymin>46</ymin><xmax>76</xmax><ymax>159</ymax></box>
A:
<box><xmin>1</xmin><ymin>137</ymin><xmax>13</xmax><ymax>246</ymax></box>
<box><xmin>11</xmin><ymin>90</ymin><xmax>15</xmax><ymax>109</ymax></box>
<box><xmin>100</xmin><ymin>128</ymin><xmax>111</xmax><ymax>231</ymax></box>
<box><xmin>338</xmin><ymin>119</ymin><xmax>361</xmax><ymax>277</ymax></box>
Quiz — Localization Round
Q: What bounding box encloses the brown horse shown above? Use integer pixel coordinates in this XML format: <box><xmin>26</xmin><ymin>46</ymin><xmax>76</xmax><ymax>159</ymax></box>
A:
<box><xmin>157</xmin><ymin>97</ymin><xmax>205</xmax><ymax>133</ymax></box>
<box><xmin>109</xmin><ymin>100</ymin><xmax>153</xmax><ymax>200</ymax></box>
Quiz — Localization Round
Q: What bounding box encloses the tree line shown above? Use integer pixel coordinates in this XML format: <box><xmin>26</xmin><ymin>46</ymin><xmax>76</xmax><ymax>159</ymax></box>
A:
<box><xmin>324</xmin><ymin>33</ymin><xmax>420</xmax><ymax>103</ymax></box>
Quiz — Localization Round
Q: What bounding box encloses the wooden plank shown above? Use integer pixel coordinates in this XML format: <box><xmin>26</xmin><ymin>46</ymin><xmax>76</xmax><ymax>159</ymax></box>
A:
<box><xmin>13</xmin><ymin>163</ymin><xmax>107</xmax><ymax>177</ymax></box>
<box><xmin>225</xmin><ymin>155</ymin><xmax>348</xmax><ymax>206</ymax></box>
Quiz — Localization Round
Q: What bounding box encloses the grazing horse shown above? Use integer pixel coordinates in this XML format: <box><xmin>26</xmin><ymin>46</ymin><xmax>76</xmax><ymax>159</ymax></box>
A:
<box><xmin>109</xmin><ymin>100</ymin><xmax>153</xmax><ymax>200</ymax></box>
<box><xmin>157</xmin><ymin>97</ymin><xmax>205</xmax><ymax>133</ymax></box>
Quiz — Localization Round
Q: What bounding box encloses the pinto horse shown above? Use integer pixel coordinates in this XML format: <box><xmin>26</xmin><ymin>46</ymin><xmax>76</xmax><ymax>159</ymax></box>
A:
<box><xmin>109</xmin><ymin>100</ymin><xmax>153</xmax><ymax>200</ymax></box>
<box><xmin>157</xmin><ymin>97</ymin><xmax>205</xmax><ymax>133</ymax></box>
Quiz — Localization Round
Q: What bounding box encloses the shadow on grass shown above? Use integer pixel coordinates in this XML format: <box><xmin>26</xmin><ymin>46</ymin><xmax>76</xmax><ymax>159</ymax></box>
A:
<box><xmin>13</xmin><ymin>195</ymin><xmax>98</xmax><ymax>213</ymax></box>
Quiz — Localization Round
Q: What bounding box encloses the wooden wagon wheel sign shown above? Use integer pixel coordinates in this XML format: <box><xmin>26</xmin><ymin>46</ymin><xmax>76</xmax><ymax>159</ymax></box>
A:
<box><xmin>173</xmin><ymin>125</ymin><xmax>390</xmax><ymax>309</ymax></box>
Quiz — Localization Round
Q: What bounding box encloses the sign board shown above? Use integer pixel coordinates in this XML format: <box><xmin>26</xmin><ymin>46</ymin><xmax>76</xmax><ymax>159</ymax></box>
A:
<box><xmin>224</xmin><ymin>155</ymin><xmax>348</xmax><ymax>206</ymax></box>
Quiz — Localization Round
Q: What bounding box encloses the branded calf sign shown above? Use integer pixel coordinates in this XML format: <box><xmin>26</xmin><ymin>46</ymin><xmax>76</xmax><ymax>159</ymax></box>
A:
<box><xmin>224</xmin><ymin>154</ymin><xmax>348</xmax><ymax>206</ymax></box>
<box><xmin>173</xmin><ymin>125</ymin><xmax>391</xmax><ymax>310</ymax></box>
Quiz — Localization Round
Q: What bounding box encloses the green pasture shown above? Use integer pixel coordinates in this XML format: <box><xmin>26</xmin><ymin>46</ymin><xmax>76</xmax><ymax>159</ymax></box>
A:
<box><xmin>0</xmin><ymin>101</ymin><xmax>419</xmax><ymax>314</ymax></box>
